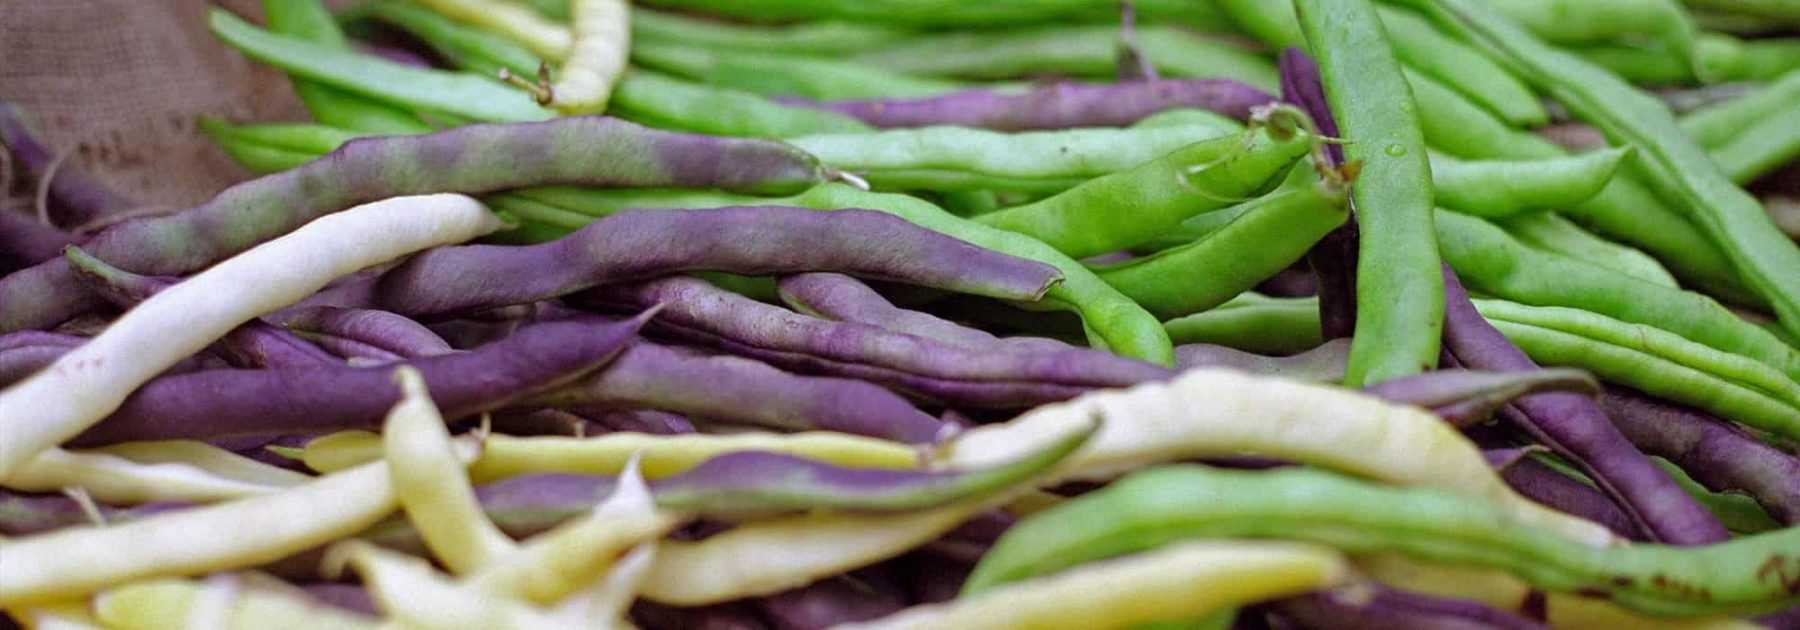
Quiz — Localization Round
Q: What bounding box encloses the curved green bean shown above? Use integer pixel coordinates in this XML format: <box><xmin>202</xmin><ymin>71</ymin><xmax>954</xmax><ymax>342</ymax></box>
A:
<box><xmin>1096</xmin><ymin>172</ymin><xmax>1348</xmax><ymax>319</ymax></box>
<box><xmin>1486</xmin><ymin>0</ymin><xmax>1699</xmax><ymax>68</ymax></box>
<box><xmin>1377</xmin><ymin>5</ymin><xmax>1548</xmax><ymax>126</ymax></box>
<box><xmin>1299</xmin><ymin>0</ymin><xmax>1444</xmax><ymax>385</ymax></box>
<box><xmin>629</xmin><ymin>8</ymin><xmax>914</xmax><ymax>55</ymax></box>
<box><xmin>1161</xmin><ymin>294</ymin><xmax>1325</xmax><ymax>355</ymax></box>
<box><xmin>976</xmin><ymin>110</ymin><xmax>1314</xmax><ymax>258</ymax></box>
<box><xmin>610</xmin><ymin>70</ymin><xmax>876</xmax><ymax>138</ymax></box>
<box><xmin>1496</xmin><ymin>212</ymin><xmax>1682</xmax><ymax>288</ymax></box>
<box><xmin>1436</xmin><ymin>209</ymin><xmax>1800</xmax><ymax>382</ymax></box>
<box><xmin>1403</xmin><ymin>0</ymin><xmax>1800</xmax><ymax>343</ymax></box>
<box><xmin>209</xmin><ymin>9</ymin><xmax>550</xmax><ymax>122</ymax></box>
<box><xmin>1430</xmin><ymin>148</ymin><xmax>1630</xmax><ymax>218</ymax></box>
<box><xmin>361</xmin><ymin>0</ymin><xmax>541</xmax><ymax>78</ymax></box>
<box><xmin>1708</xmin><ymin>99</ymin><xmax>1800</xmax><ymax>184</ymax></box>
<box><xmin>1575</xmin><ymin>33</ymin><xmax>1800</xmax><ymax>84</ymax></box>
<box><xmin>263</xmin><ymin>0</ymin><xmax>429</xmax><ymax>134</ymax></box>
<box><xmin>1476</xmin><ymin>299</ymin><xmax>1800</xmax><ymax>439</ymax></box>
<box><xmin>630</xmin><ymin>42</ymin><xmax>969</xmax><ymax>101</ymax></box>
<box><xmin>1653</xmin><ymin>457</ymin><xmax>1783</xmax><ymax>535</ymax></box>
<box><xmin>633</xmin><ymin>0</ymin><xmax>1195</xmax><ymax>28</ymax></box>
<box><xmin>1681</xmin><ymin>70</ymin><xmax>1800</xmax><ymax>147</ymax></box>
<box><xmin>1407</xmin><ymin>68</ymin><xmax>1758</xmax><ymax>307</ymax></box>
<box><xmin>785</xmin><ymin>122</ymin><xmax>1240</xmax><ymax>194</ymax></box>
<box><xmin>850</xmin><ymin>25</ymin><xmax>1281</xmax><ymax>92</ymax></box>
<box><xmin>966</xmin><ymin>465</ymin><xmax>1800</xmax><ymax>618</ymax></box>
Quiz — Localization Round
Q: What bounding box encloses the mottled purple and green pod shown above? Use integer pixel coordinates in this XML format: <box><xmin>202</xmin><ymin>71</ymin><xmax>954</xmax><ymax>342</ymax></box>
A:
<box><xmin>0</xmin><ymin>116</ymin><xmax>831</xmax><ymax>332</ymax></box>
<box><xmin>535</xmin><ymin>341</ymin><xmax>946</xmax><ymax>443</ymax></box>
<box><xmin>373</xmin><ymin>206</ymin><xmax>1062</xmax><ymax>318</ymax></box>
<box><xmin>579</xmin><ymin>276</ymin><xmax>1174</xmax><ymax>407</ymax></box>
<box><xmin>1600</xmin><ymin>387</ymin><xmax>1800</xmax><ymax>525</ymax></box>
<box><xmin>1366</xmin><ymin>367</ymin><xmax>1599</xmax><ymax>427</ymax></box>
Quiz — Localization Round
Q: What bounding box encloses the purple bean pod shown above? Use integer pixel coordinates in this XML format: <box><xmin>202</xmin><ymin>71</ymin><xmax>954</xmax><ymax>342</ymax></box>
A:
<box><xmin>1365</xmin><ymin>367</ymin><xmax>1599</xmax><ymax>427</ymax></box>
<box><xmin>0</xmin><ymin>211</ymin><xmax>75</xmax><ymax>274</ymax></box>
<box><xmin>1273</xmin><ymin>584</ymin><xmax>1548</xmax><ymax>630</ymax></box>
<box><xmin>1278</xmin><ymin>48</ymin><xmax>1357</xmax><ymax>340</ymax></box>
<box><xmin>1484</xmin><ymin>449</ymin><xmax>1645</xmax><ymax>540</ymax></box>
<box><xmin>0</xmin><ymin>102</ymin><xmax>134</xmax><ymax>229</ymax></box>
<box><xmin>578</xmin><ymin>276</ymin><xmax>1174</xmax><ymax>407</ymax></box>
<box><xmin>1599</xmin><ymin>387</ymin><xmax>1800</xmax><ymax>525</ymax></box>
<box><xmin>785</xmin><ymin>78</ymin><xmax>1276</xmax><ymax>130</ymax></box>
<box><xmin>632</xmin><ymin>602</ymin><xmax>770</xmax><ymax>630</ymax></box>
<box><xmin>373</xmin><ymin>206</ymin><xmax>1062</xmax><ymax>318</ymax></box>
<box><xmin>67</xmin><ymin>312</ymin><xmax>652</xmax><ymax>445</ymax></box>
<box><xmin>534</xmin><ymin>341</ymin><xmax>947</xmax><ymax>443</ymax></box>
<box><xmin>273</xmin><ymin>306</ymin><xmax>453</xmax><ymax>359</ymax></box>
<box><xmin>0</xmin><ymin>331</ymin><xmax>210</xmax><ymax>388</ymax></box>
<box><xmin>0</xmin><ymin>490</ymin><xmax>185</xmax><ymax>537</ymax></box>
<box><xmin>297</xmin><ymin>583</ymin><xmax>381</xmax><ymax>618</ymax></box>
<box><xmin>1440</xmin><ymin>266</ymin><xmax>1728</xmax><ymax>544</ymax></box>
<box><xmin>776</xmin><ymin>272</ymin><xmax>1071</xmax><ymax>353</ymax></box>
<box><xmin>0</xmin><ymin>116</ymin><xmax>833</xmax><ymax>333</ymax></box>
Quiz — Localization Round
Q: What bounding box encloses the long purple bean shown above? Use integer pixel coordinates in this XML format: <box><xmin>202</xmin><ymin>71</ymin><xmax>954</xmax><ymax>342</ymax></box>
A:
<box><xmin>271</xmin><ymin>306</ymin><xmax>453</xmax><ymax>359</ymax></box>
<box><xmin>1485</xmin><ymin>450</ymin><xmax>1644</xmax><ymax>540</ymax></box>
<box><xmin>1279</xmin><ymin>48</ymin><xmax>1357</xmax><ymax>341</ymax></box>
<box><xmin>0</xmin><ymin>211</ymin><xmax>74</xmax><ymax>274</ymax></box>
<box><xmin>578</xmin><ymin>276</ymin><xmax>1174</xmax><ymax>407</ymax></box>
<box><xmin>0</xmin><ymin>332</ymin><xmax>211</xmax><ymax>388</ymax></box>
<box><xmin>1599</xmin><ymin>387</ymin><xmax>1800</xmax><ymax>525</ymax></box>
<box><xmin>1274</xmin><ymin>585</ymin><xmax>1547</xmax><ymax>630</ymax></box>
<box><xmin>0</xmin><ymin>116</ymin><xmax>833</xmax><ymax>333</ymax></box>
<box><xmin>62</xmin><ymin>246</ymin><xmax>340</xmax><ymax>369</ymax></box>
<box><xmin>776</xmin><ymin>272</ymin><xmax>1071</xmax><ymax>353</ymax></box>
<box><xmin>66</xmin><ymin>313</ymin><xmax>650</xmax><ymax>446</ymax></box>
<box><xmin>373</xmin><ymin>206</ymin><xmax>1061</xmax><ymax>318</ymax></box>
<box><xmin>1174</xmin><ymin>338</ymin><xmax>1349</xmax><ymax>381</ymax></box>
<box><xmin>1440</xmin><ymin>266</ymin><xmax>1728</xmax><ymax>544</ymax></box>
<box><xmin>0</xmin><ymin>102</ymin><xmax>133</xmax><ymax>229</ymax></box>
<box><xmin>0</xmin><ymin>490</ymin><xmax>184</xmax><ymax>537</ymax></box>
<box><xmin>533</xmin><ymin>341</ymin><xmax>947</xmax><ymax>443</ymax></box>
<box><xmin>786</xmin><ymin>78</ymin><xmax>1275</xmax><ymax>130</ymax></box>
<box><xmin>1366</xmin><ymin>367</ymin><xmax>1599</xmax><ymax>428</ymax></box>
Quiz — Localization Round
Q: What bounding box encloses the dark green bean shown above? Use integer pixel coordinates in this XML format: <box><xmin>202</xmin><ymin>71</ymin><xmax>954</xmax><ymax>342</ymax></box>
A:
<box><xmin>1299</xmin><ymin>0</ymin><xmax>1444</xmax><ymax>385</ymax></box>
<box><xmin>1161</xmin><ymin>294</ymin><xmax>1325</xmax><ymax>355</ymax></box>
<box><xmin>1496</xmin><ymin>212</ymin><xmax>1682</xmax><ymax>289</ymax></box>
<box><xmin>1430</xmin><ymin>148</ymin><xmax>1629</xmax><ymax>218</ymax></box>
<box><xmin>629</xmin><ymin>8</ymin><xmax>914</xmax><ymax>54</ymax></box>
<box><xmin>850</xmin><ymin>25</ymin><xmax>1281</xmax><ymax>91</ymax></box>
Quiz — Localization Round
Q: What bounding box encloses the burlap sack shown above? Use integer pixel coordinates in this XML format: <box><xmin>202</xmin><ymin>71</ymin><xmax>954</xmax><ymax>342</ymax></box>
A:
<box><xmin>0</xmin><ymin>0</ymin><xmax>353</xmax><ymax>216</ymax></box>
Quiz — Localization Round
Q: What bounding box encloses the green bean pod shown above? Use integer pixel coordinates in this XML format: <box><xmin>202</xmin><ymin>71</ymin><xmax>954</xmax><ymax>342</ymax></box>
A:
<box><xmin>850</xmin><ymin>25</ymin><xmax>1281</xmax><ymax>92</ymax></box>
<box><xmin>966</xmin><ymin>465</ymin><xmax>1800</xmax><ymax>618</ymax></box>
<box><xmin>1402</xmin><ymin>0</ymin><xmax>1800</xmax><ymax>345</ymax></box>
<box><xmin>1496</xmin><ymin>212</ymin><xmax>1682</xmax><ymax>288</ymax></box>
<box><xmin>1436</xmin><ymin>209</ymin><xmax>1800</xmax><ymax>383</ymax></box>
<box><xmin>263</xmin><ymin>0</ymin><xmax>430</xmax><ymax>134</ymax></box>
<box><xmin>1652</xmin><ymin>458</ymin><xmax>1784</xmax><ymax>535</ymax></box>
<box><xmin>1161</xmin><ymin>294</ymin><xmax>1325</xmax><ymax>355</ymax></box>
<box><xmin>629</xmin><ymin>8</ymin><xmax>914</xmax><ymax>54</ymax></box>
<box><xmin>785</xmin><ymin>122</ymin><xmax>1241</xmax><ymax>194</ymax></box>
<box><xmin>1484</xmin><ymin>0</ymin><xmax>1700</xmax><ymax>68</ymax></box>
<box><xmin>209</xmin><ymin>9</ymin><xmax>550</xmax><ymax>122</ymax></box>
<box><xmin>1096</xmin><ymin>173</ymin><xmax>1349</xmax><ymax>319</ymax></box>
<box><xmin>1708</xmin><ymin>100</ymin><xmax>1800</xmax><ymax>184</ymax></box>
<box><xmin>1407</xmin><ymin>69</ymin><xmax>1758</xmax><ymax>307</ymax></box>
<box><xmin>1681</xmin><ymin>70</ymin><xmax>1800</xmax><ymax>148</ymax></box>
<box><xmin>1299</xmin><ymin>0</ymin><xmax>1445</xmax><ymax>385</ymax></box>
<box><xmin>975</xmin><ymin>114</ymin><xmax>1314</xmax><ymax>258</ymax></box>
<box><xmin>198</xmin><ymin>120</ymin><xmax>361</xmax><ymax>175</ymax></box>
<box><xmin>630</xmin><ymin>42</ymin><xmax>969</xmax><ymax>101</ymax></box>
<box><xmin>634</xmin><ymin>0</ymin><xmax>1212</xmax><ymax>28</ymax></box>
<box><xmin>1477</xmin><ymin>299</ymin><xmax>1800</xmax><ymax>439</ymax></box>
<box><xmin>1377</xmin><ymin>6</ymin><xmax>1548</xmax><ymax>127</ymax></box>
<box><xmin>360</xmin><ymin>5</ymin><xmax>876</xmax><ymax>138</ymax></box>
<box><xmin>1430</xmin><ymin>148</ymin><xmax>1630</xmax><ymax>218</ymax></box>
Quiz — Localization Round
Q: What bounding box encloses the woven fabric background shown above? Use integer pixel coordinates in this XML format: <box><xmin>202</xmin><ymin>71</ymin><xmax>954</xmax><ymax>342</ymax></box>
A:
<box><xmin>0</xmin><ymin>0</ymin><xmax>349</xmax><ymax>215</ymax></box>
